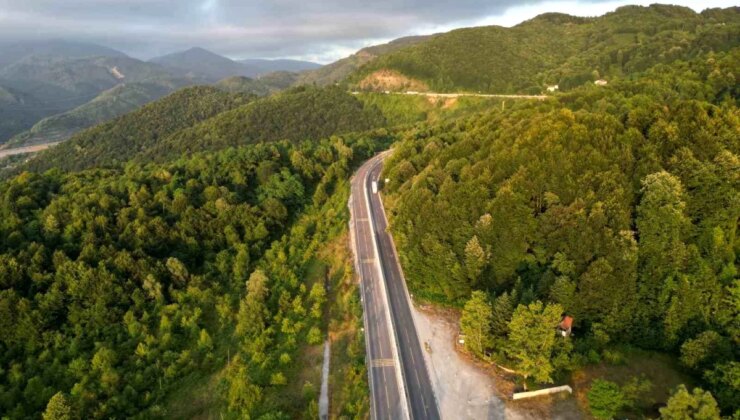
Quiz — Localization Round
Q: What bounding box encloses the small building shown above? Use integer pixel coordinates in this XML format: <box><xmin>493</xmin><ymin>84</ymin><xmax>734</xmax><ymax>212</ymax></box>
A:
<box><xmin>546</xmin><ymin>84</ymin><xmax>559</xmax><ymax>92</ymax></box>
<box><xmin>558</xmin><ymin>315</ymin><xmax>574</xmax><ymax>337</ymax></box>
<box><xmin>594</xmin><ymin>79</ymin><xmax>608</xmax><ymax>86</ymax></box>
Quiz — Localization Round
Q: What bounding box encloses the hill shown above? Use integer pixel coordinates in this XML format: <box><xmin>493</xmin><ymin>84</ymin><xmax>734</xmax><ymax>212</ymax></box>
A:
<box><xmin>239</xmin><ymin>58</ymin><xmax>322</xmax><ymax>76</ymax></box>
<box><xmin>0</xmin><ymin>85</ymin><xmax>47</xmax><ymax>145</ymax></box>
<box><xmin>215</xmin><ymin>72</ymin><xmax>299</xmax><ymax>96</ymax></box>
<box><xmin>150</xmin><ymin>48</ymin><xmax>321</xmax><ymax>81</ymax></box>
<box><xmin>349</xmin><ymin>5</ymin><xmax>740</xmax><ymax>93</ymax></box>
<box><xmin>0</xmin><ymin>39</ymin><xmax>127</xmax><ymax>70</ymax></box>
<box><xmin>379</xmin><ymin>48</ymin><xmax>739</xmax><ymax>414</ymax></box>
<box><xmin>0</xmin><ymin>55</ymin><xmax>189</xmax><ymax>143</ymax></box>
<box><xmin>4</xmin><ymin>78</ymin><xmax>196</xmax><ymax>148</ymax></box>
<box><xmin>16</xmin><ymin>86</ymin><xmax>383</xmax><ymax>173</ymax></box>
<box><xmin>0</xmin><ymin>130</ymin><xmax>386</xmax><ymax>418</ymax></box>
<box><xmin>150</xmin><ymin>47</ymin><xmax>248</xmax><ymax>82</ymax></box>
<box><xmin>19</xmin><ymin>86</ymin><xmax>253</xmax><ymax>172</ymax></box>
<box><xmin>138</xmin><ymin>86</ymin><xmax>386</xmax><ymax>162</ymax></box>
<box><xmin>296</xmin><ymin>35</ymin><xmax>432</xmax><ymax>87</ymax></box>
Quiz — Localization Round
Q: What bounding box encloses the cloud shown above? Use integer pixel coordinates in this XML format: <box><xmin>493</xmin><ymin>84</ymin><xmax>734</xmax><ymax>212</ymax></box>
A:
<box><xmin>0</xmin><ymin>0</ymin><xmax>734</xmax><ymax>62</ymax></box>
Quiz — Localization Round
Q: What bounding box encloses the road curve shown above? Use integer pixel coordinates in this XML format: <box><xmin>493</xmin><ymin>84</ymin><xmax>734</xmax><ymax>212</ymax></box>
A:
<box><xmin>350</xmin><ymin>152</ymin><xmax>441</xmax><ymax>420</ymax></box>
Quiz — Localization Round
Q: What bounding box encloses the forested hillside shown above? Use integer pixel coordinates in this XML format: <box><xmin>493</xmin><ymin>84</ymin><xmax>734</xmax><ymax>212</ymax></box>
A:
<box><xmin>380</xmin><ymin>49</ymin><xmax>739</xmax><ymax>415</ymax></box>
<box><xmin>215</xmin><ymin>73</ymin><xmax>300</xmax><ymax>96</ymax></box>
<box><xmin>0</xmin><ymin>51</ymin><xmax>202</xmax><ymax>144</ymax></box>
<box><xmin>137</xmin><ymin>87</ymin><xmax>386</xmax><ymax>162</ymax></box>
<box><xmin>295</xmin><ymin>35</ymin><xmax>432</xmax><ymax>87</ymax></box>
<box><xmin>0</xmin><ymin>129</ymin><xmax>390</xmax><ymax>418</ymax></box>
<box><xmin>14</xmin><ymin>87</ymin><xmax>385</xmax><ymax>174</ymax></box>
<box><xmin>5</xmin><ymin>79</ymin><xmax>195</xmax><ymax>148</ymax></box>
<box><xmin>16</xmin><ymin>87</ymin><xmax>253</xmax><ymax>174</ymax></box>
<box><xmin>1</xmin><ymin>5</ymin><xmax>738</xmax><ymax>419</ymax></box>
<box><xmin>351</xmin><ymin>5</ymin><xmax>739</xmax><ymax>93</ymax></box>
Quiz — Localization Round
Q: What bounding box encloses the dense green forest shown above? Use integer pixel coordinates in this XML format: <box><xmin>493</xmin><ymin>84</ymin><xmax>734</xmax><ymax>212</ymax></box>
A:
<box><xmin>0</xmin><ymin>129</ymin><xmax>391</xmax><ymax>418</ymax></box>
<box><xmin>380</xmin><ymin>48</ymin><xmax>739</xmax><ymax>416</ymax></box>
<box><xmin>15</xmin><ymin>87</ymin><xmax>252</xmax><ymax>174</ymax></box>
<box><xmin>13</xmin><ymin>86</ymin><xmax>385</xmax><ymax>174</ymax></box>
<box><xmin>351</xmin><ymin>5</ymin><xmax>739</xmax><ymax>93</ymax></box>
<box><xmin>5</xmin><ymin>79</ymin><xmax>195</xmax><ymax>149</ymax></box>
<box><xmin>1</xmin><ymin>4</ymin><xmax>738</xmax><ymax>419</ymax></box>
<box><xmin>137</xmin><ymin>87</ymin><xmax>386</xmax><ymax>162</ymax></box>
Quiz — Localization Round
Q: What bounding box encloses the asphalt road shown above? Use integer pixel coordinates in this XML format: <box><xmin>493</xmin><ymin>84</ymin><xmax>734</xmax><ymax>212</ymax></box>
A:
<box><xmin>351</xmin><ymin>153</ymin><xmax>404</xmax><ymax>419</ymax></box>
<box><xmin>350</xmin><ymin>152</ymin><xmax>440</xmax><ymax>420</ymax></box>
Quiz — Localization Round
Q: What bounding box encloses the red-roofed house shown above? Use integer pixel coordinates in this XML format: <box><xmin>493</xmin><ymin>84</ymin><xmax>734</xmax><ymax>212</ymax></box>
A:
<box><xmin>558</xmin><ymin>315</ymin><xmax>573</xmax><ymax>337</ymax></box>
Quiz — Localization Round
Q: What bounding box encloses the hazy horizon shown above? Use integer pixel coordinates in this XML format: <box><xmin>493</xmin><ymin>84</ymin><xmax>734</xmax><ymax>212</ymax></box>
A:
<box><xmin>0</xmin><ymin>0</ymin><xmax>736</xmax><ymax>64</ymax></box>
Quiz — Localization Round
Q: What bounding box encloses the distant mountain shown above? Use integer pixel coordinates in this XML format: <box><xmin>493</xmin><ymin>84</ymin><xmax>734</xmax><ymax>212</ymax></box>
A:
<box><xmin>239</xmin><ymin>58</ymin><xmax>321</xmax><ymax>76</ymax></box>
<box><xmin>0</xmin><ymin>39</ymin><xmax>127</xmax><ymax>70</ymax></box>
<box><xmin>150</xmin><ymin>47</ymin><xmax>321</xmax><ymax>81</ymax></box>
<box><xmin>0</xmin><ymin>85</ymin><xmax>47</xmax><ymax>146</ymax></box>
<box><xmin>5</xmin><ymin>78</ymin><xmax>196</xmax><ymax>148</ymax></box>
<box><xmin>149</xmin><ymin>47</ymin><xmax>247</xmax><ymax>82</ymax></box>
<box><xmin>296</xmin><ymin>35</ymin><xmax>432</xmax><ymax>87</ymax></box>
<box><xmin>348</xmin><ymin>5</ymin><xmax>740</xmax><ymax>93</ymax></box>
<box><xmin>0</xmin><ymin>54</ymin><xmax>198</xmax><ymax>144</ymax></box>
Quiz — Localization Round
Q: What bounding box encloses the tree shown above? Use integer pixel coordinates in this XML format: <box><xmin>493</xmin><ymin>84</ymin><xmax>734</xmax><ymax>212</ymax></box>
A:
<box><xmin>549</xmin><ymin>276</ymin><xmax>576</xmax><ymax>314</ymax></box>
<box><xmin>587</xmin><ymin>379</ymin><xmax>625</xmax><ymax>420</ymax></box>
<box><xmin>460</xmin><ymin>291</ymin><xmax>493</xmax><ymax>357</ymax></box>
<box><xmin>679</xmin><ymin>331</ymin><xmax>729</xmax><ymax>370</ymax></box>
<box><xmin>236</xmin><ymin>270</ymin><xmax>269</xmax><ymax>336</ymax></box>
<box><xmin>228</xmin><ymin>361</ymin><xmax>263</xmax><ymax>415</ymax></box>
<box><xmin>464</xmin><ymin>235</ymin><xmax>487</xmax><ymax>285</ymax></box>
<box><xmin>660</xmin><ymin>385</ymin><xmax>720</xmax><ymax>420</ymax></box>
<box><xmin>43</xmin><ymin>392</ymin><xmax>72</xmax><ymax>420</ymax></box>
<box><xmin>490</xmin><ymin>291</ymin><xmax>515</xmax><ymax>336</ymax></box>
<box><xmin>703</xmin><ymin>362</ymin><xmax>740</xmax><ymax>414</ymax></box>
<box><xmin>488</xmin><ymin>185</ymin><xmax>536</xmax><ymax>285</ymax></box>
<box><xmin>636</xmin><ymin>171</ymin><xmax>689</xmax><ymax>339</ymax></box>
<box><xmin>507</xmin><ymin>301</ymin><xmax>563</xmax><ymax>387</ymax></box>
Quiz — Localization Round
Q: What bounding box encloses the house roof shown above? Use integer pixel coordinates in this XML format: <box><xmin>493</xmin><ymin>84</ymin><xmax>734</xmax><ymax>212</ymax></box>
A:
<box><xmin>559</xmin><ymin>315</ymin><xmax>573</xmax><ymax>330</ymax></box>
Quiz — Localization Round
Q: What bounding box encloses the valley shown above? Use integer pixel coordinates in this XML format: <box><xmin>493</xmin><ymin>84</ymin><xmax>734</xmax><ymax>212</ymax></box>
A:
<box><xmin>0</xmin><ymin>3</ymin><xmax>737</xmax><ymax>420</ymax></box>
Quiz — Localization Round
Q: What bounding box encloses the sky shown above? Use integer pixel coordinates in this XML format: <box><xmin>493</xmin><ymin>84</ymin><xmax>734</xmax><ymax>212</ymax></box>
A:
<box><xmin>0</xmin><ymin>0</ymin><xmax>736</xmax><ymax>63</ymax></box>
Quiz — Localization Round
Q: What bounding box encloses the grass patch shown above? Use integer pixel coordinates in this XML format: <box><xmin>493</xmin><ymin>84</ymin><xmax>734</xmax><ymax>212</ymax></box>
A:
<box><xmin>162</xmin><ymin>368</ymin><xmax>228</xmax><ymax>419</ymax></box>
<box><xmin>325</xmin><ymin>232</ymin><xmax>369</xmax><ymax>419</ymax></box>
<box><xmin>571</xmin><ymin>348</ymin><xmax>694</xmax><ymax>418</ymax></box>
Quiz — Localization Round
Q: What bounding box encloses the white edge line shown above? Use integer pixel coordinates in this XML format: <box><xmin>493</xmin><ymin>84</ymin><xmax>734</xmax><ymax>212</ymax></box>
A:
<box><xmin>364</xmin><ymin>154</ymin><xmax>411</xmax><ymax>420</ymax></box>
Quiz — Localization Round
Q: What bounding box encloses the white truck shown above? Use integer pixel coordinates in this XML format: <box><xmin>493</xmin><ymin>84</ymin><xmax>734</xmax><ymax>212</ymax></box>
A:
<box><xmin>371</xmin><ymin>181</ymin><xmax>378</xmax><ymax>194</ymax></box>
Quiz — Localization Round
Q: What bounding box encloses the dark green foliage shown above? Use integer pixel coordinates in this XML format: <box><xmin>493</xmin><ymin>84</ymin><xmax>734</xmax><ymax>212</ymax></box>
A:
<box><xmin>660</xmin><ymin>385</ymin><xmax>721</xmax><ymax>420</ymax></box>
<box><xmin>351</xmin><ymin>5</ymin><xmax>739</xmax><ymax>93</ymax></box>
<box><xmin>14</xmin><ymin>87</ymin><xmax>386</xmax><ymax>175</ymax></box>
<box><xmin>588</xmin><ymin>379</ymin><xmax>625</xmax><ymax>419</ymax></box>
<box><xmin>6</xmin><ymin>79</ymin><xmax>194</xmax><ymax>148</ymax></box>
<box><xmin>0</xmin><ymin>55</ymin><xmax>188</xmax><ymax>143</ymax></box>
<box><xmin>215</xmin><ymin>73</ymin><xmax>299</xmax><ymax>96</ymax></box>
<box><xmin>296</xmin><ymin>35</ymin><xmax>431</xmax><ymax>87</ymax></box>
<box><xmin>17</xmin><ymin>86</ymin><xmax>252</xmax><ymax>173</ymax></box>
<box><xmin>0</xmin><ymin>131</ymin><xmax>390</xmax><ymax>418</ymax></box>
<box><xmin>381</xmin><ymin>49</ymin><xmax>739</xmax><ymax>411</ymax></box>
<box><xmin>139</xmin><ymin>86</ymin><xmax>386</xmax><ymax>162</ymax></box>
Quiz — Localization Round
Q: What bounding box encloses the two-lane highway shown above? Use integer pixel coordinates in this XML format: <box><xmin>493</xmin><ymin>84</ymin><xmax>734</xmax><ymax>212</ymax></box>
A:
<box><xmin>350</xmin><ymin>152</ymin><xmax>440</xmax><ymax>419</ymax></box>
<box><xmin>350</xmin><ymin>153</ymin><xmax>405</xmax><ymax>419</ymax></box>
